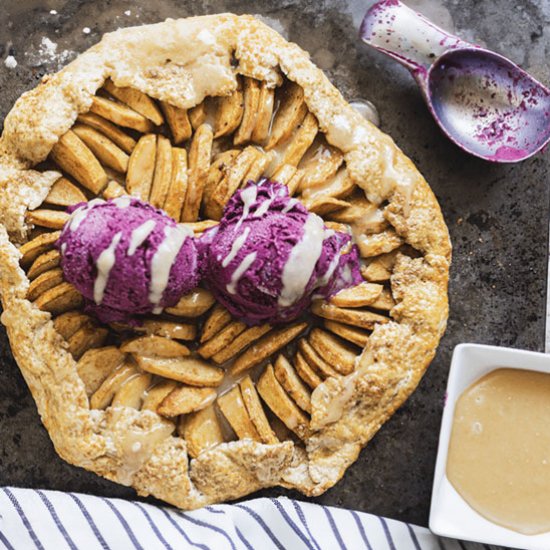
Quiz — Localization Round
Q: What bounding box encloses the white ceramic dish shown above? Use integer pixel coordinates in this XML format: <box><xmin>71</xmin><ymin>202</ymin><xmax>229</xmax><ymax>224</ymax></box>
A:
<box><xmin>429</xmin><ymin>343</ymin><xmax>550</xmax><ymax>549</ymax></box>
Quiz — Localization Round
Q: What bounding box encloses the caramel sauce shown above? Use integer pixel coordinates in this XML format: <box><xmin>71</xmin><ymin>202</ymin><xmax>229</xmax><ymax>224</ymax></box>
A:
<box><xmin>447</xmin><ymin>368</ymin><xmax>550</xmax><ymax>535</ymax></box>
<box><xmin>117</xmin><ymin>421</ymin><xmax>174</xmax><ymax>486</ymax></box>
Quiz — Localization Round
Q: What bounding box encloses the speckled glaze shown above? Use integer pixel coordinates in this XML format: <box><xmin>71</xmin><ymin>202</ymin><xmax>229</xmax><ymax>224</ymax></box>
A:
<box><xmin>361</xmin><ymin>0</ymin><xmax>550</xmax><ymax>162</ymax></box>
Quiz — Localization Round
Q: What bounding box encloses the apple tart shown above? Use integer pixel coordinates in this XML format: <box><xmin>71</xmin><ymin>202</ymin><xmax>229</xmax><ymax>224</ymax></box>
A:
<box><xmin>0</xmin><ymin>14</ymin><xmax>451</xmax><ymax>508</ymax></box>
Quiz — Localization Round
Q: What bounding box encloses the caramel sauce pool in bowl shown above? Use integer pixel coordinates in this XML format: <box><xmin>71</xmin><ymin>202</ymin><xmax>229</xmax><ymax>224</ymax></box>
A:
<box><xmin>447</xmin><ymin>368</ymin><xmax>550</xmax><ymax>535</ymax></box>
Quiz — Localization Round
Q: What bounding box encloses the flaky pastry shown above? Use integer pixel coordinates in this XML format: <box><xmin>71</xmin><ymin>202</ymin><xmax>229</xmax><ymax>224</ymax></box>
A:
<box><xmin>0</xmin><ymin>14</ymin><xmax>450</xmax><ymax>508</ymax></box>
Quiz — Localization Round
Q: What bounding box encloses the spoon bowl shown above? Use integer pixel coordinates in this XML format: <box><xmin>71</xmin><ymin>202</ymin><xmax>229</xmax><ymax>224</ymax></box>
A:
<box><xmin>428</xmin><ymin>48</ymin><xmax>550</xmax><ymax>161</ymax></box>
<box><xmin>360</xmin><ymin>0</ymin><xmax>550</xmax><ymax>162</ymax></box>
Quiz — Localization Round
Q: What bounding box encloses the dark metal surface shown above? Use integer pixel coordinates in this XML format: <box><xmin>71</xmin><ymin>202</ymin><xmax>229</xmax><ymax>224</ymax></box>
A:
<box><xmin>0</xmin><ymin>0</ymin><xmax>548</xmax><ymax>527</ymax></box>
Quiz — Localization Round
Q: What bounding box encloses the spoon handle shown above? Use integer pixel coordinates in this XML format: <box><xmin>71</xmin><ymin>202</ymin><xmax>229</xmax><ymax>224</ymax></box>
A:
<box><xmin>359</xmin><ymin>0</ymin><xmax>474</xmax><ymax>80</ymax></box>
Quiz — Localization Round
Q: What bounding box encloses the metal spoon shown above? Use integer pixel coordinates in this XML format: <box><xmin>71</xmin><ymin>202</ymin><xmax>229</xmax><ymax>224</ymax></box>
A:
<box><xmin>360</xmin><ymin>0</ymin><xmax>550</xmax><ymax>162</ymax></box>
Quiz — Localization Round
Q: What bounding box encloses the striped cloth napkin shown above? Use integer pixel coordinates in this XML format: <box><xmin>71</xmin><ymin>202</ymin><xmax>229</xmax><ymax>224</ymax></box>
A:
<box><xmin>0</xmin><ymin>488</ymin><xmax>494</xmax><ymax>549</ymax></box>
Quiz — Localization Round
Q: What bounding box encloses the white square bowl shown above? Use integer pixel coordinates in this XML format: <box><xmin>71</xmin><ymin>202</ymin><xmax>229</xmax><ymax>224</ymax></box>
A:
<box><xmin>429</xmin><ymin>343</ymin><xmax>550</xmax><ymax>549</ymax></box>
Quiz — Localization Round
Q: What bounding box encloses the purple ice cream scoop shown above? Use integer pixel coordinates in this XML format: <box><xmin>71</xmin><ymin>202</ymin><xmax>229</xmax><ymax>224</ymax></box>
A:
<box><xmin>200</xmin><ymin>181</ymin><xmax>362</xmax><ymax>326</ymax></box>
<box><xmin>57</xmin><ymin>197</ymin><xmax>200</xmax><ymax>324</ymax></box>
<box><xmin>360</xmin><ymin>0</ymin><xmax>550</xmax><ymax>162</ymax></box>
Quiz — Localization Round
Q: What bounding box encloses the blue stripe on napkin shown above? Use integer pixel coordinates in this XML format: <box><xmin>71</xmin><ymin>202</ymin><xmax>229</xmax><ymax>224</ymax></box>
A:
<box><xmin>0</xmin><ymin>487</ymin><xmax>497</xmax><ymax>549</ymax></box>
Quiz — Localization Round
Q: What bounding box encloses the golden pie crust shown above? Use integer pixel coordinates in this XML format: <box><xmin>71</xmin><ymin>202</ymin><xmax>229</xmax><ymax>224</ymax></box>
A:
<box><xmin>0</xmin><ymin>14</ymin><xmax>451</xmax><ymax>508</ymax></box>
